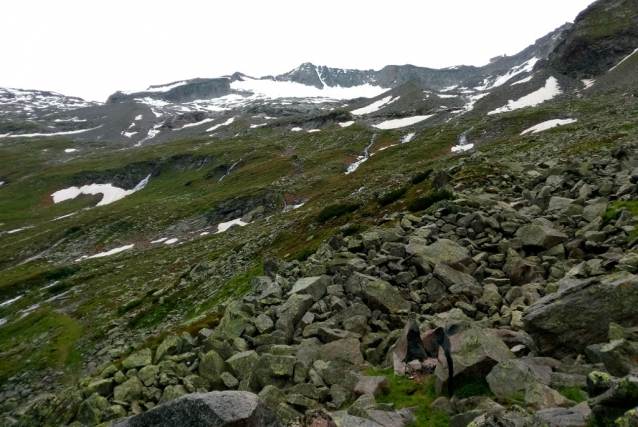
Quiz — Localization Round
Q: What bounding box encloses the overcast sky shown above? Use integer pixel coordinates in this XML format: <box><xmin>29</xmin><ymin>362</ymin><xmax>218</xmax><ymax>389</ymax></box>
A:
<box><xmin>1</xmin><ymin>0</ymin><xmax>596</xmax><ymax>102</ymax></box>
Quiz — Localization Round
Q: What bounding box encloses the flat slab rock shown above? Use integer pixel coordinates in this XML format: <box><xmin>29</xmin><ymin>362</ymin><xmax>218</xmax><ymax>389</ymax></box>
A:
<box><xmin>110</xmin><ymin>391</ymin><xmax>283</xmax><ymax>427</ymax></box>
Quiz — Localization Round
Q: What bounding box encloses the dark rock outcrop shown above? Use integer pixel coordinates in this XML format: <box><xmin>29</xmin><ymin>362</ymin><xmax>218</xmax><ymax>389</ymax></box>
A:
<box><xmin>111</xmin><ymin>391</ymin><xmax>283</xmax><ymax>427</ymax></box>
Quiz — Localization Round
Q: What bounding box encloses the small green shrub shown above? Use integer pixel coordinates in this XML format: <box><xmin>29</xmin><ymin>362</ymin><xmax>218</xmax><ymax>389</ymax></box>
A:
<box><xmin>408</xmin><ymin>190</ymin><xmax>454</xmax><ymax>212</ymax></box>
<box><xmin>294</xmin><ymin>248</ymin><xmax>316</xmax><ymax>262</ymax></box>
<box><xmin>378</xmin><ymin>188</ymin><xmax>408</xmax><ymax>206</ymax></box>
<box><xmin>559</xmin><ymin>386</ymin><xmax>586</xmax><ymax>403</ymax></box>
<box><xmin>342</xmin><ymin>224</ymin><xmax>364</xmax><ymax>237</ymax></box>
<box><xmin>232</xmin><ymin>243</ymin><xmax>246</xmax><ymax>253</ymax></box>
<box><xmin>315</xmin><ymin>203</ymin><xmax>360</xmax><ymax>222</ymax></box>
<box><xmin>411</xmin><ymin>169</ymin><xmax>433</xmax><ymax>185</ymax></box>
<box><xmin>454</xmin><ymin>378</ymin><xmax>493</xmax><ymax>399</ymax></box>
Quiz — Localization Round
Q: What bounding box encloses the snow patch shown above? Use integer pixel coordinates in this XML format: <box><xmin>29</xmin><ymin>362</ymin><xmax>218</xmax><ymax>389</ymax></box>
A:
<box><xmin>351</xmin><ymin>96</ymin><xmax>398</xmax><ymax>115</ymax></box>
<box><xmin>164</xmin><ymin>238</ymin><xmax>178</xmax><ymax>245</ymax></box>
<box><xmin>122</xmin><ymin>131</ymin><xmax>138</xmax><ymax>138</ymax></box>
<box><xmin>438</xmin><ymin>94</ymin><xmax>458</xmax><ymax>99</ymax></box>
<box><xmin>479</xmin><ymin>58</ymin><xmax>538</xmax><ymax>90</ymax></box>
<box><xmin>64</xmin><ymin>148</ymin><xmax>78</xmax><ymax>153</ymax></box>
<box><xmin>216</xmin><ymin>218</ymin><xmax>249</xmax><ymax>233</ymax></box>
<box><xmin>511</xmin><ymin>75</ymin><xmax>534</xmax><ymax>86</ymax></box>
<box><xmin>582</xmin><ymin>79</ymin><xmax>595</xmax><ymax>89</ymax></box>
<box><xmin>135</xmin><ymin>115</ymin><xmax>143</xmax><ymax>120</ymax></box>
<box><xmin>290</xmin><ymin>127</ymin><xmax>302</xmax><ymax>132</ymax></box>
<box><xmin>250</xmin><ymin>124</ymin><xmax>267</xmax><ymax>128</ymax></box>
<box><xmin>339</xmin><ymin>121</ymin><xmax>355</xmax><ymax>128</ymax></box>
<box><xmin>206</xmin><ymin>117</ymin><xmax>235</xmax><ymax>132</ymax></box>
<box><xmin>452</xmin><ymin>143</ymin><xmax>474</xmax><ymax>152</ymax></box>
<box><xmin>307</xmin><ymin>129</ymin><xmax>321</xmax><ymax>133</ymax></box>
<box><xmin>52</xmin><ymin>174</ymin><xmax>150</xmax><ymax>207</ymax></box>
<box><xmin>373</xmin><ymin>115</ymin><xmax>435</xmax><ymax>130</ymax></box>
<box><xmin>521</xmin><ymin>119</ymin><xmax>577</xmax><ymax>135</ymax></box>
<box><xmin>76</xmin><ymin>244</ymin><xmax>134</xmax><ymax>261</ymax></box>
<box><xmin>401</xmin><ymin>133</ymin><xmax>416</xmax><ymax>143</ymax></box>
<box><xmin>151</xmin><ymin>237</ymin><xmax>167</xmax><ymax>244</ymax></box>
<box><xmin>488</xmin><ymin>77</ymin><xmax>562</xmax><ymax>116</ymax></box>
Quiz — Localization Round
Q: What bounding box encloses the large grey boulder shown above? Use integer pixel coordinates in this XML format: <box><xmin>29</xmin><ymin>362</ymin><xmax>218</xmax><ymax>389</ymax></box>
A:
<box><xmin>111</xmin><ymin>391</ymin><xmax>283</xmax><ymax>427</ymax></box>
<box><xmin>288</xmin><ymin>276</ymin><xmax>330</xmax><ymax>302</ymax></box>
<box><xmin>408</xmin><ymin>239</ymin><xmax>473</xmax><ymax>272</ymax></box>
<box><xmin>433</xmin><ymin>264</ymin><xmax>482</xmax><ymax>298</ymax></box>
<box><xmin>516</xmin><ymin>223</ymin><xmax>568</xmax><ymax>250</ymax></box>
<box><xmin>434</xmin><ymin>325</ymin><xmax>515</xmax><ymax>395</ymax></box>
<box><xmin>486</xmin><ymin>358</ymin><xmax>552</xmax><ymax>395</ymax></box>
<box><xmin>523</xmin><ymin>272</ymin><xmax>638</xmax><ymax>358</ymax></box>
<box><xmin>359</xmin><ymin>280</ymin><xmax>410</xmax><ymax>314</ymax></box>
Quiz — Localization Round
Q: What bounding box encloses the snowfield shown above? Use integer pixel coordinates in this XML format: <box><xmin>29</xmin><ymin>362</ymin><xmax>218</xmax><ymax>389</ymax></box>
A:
<box><xmin>488</xmin><ymin>77</ymin><xmax>562</xmax><ymax>115</ymax></box>
<box><xmin>521</xmin><ymin>118</ymin><xmax>577</xmax><ymax>135</ymax></box>
<box><xmin>231</xmin><ymin>76</ymin><xmax>387</xmax><ymax>101</ymax></box>
<box><xmin>373</xmin><ymin>115</ymin><xmax>435</xmax><ymax>130</ymax></box>
<box><xmin>52</xmin><ymin>175</ymin><xmax>150</xmax><ymax>207</ymax></box>
<box><xmin>351</xmin><ymin>96</ymin><xmax>397</xmax><ymax>115</ymax></box>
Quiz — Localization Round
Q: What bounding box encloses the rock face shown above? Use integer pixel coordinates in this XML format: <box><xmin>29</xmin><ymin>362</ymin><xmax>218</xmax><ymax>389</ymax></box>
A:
<box><xmin>523</xmin><ymin>272</ymin><xmax>638</xmax><ymax>358</ymax></box>
<box><xmin>111</xmin><ymin>391</ymin><xmax>283</xmax><ymax>427</ymax></box>
<box><xmin>549</xmin><ymin>0</ymin><xmax>638</xmax><ymax>78</ymax></box>
<box><xmin>106</xmin><ymin>78</ymin><xmax>231</xmax><ymax>104</ymax></box>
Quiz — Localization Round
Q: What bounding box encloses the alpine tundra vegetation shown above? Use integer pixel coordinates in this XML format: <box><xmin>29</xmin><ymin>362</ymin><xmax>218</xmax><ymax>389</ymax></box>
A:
<box><xmin>1</xmin><ymin>0</ymin><xmax>638</xmax><ymax>426</ymax></box>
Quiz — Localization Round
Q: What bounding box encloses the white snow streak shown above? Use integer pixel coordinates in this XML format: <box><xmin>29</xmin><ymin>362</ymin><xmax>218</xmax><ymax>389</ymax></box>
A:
<box><xmin>151</xmin><ymin>238</ymin><xmax>168</xmax><ymax>244</ymax></box>
<box><xmin>290</xmin><ymin>127</ymin><xmax>302</xmax><ymax>132</ymax></box>
<box><xmin>488</xmin><ymin>77</ymin><xmax>562</xmax><ymax>115</ymax></box>
<box><xmin>76</xmin><ymin>244</ymin><xmax>134</xmax><ymax>261</ymax></box>
<box><xmin>339</xmin><ymin>121</ymin><xmax>355</xmax><ymax>128</ymax></box>
<box><xmin>0</xmin><ymin>126</ymin><xmax>102</xmax><ymax>138</ymax></box>
<box><xmin>520</xmin><ymin>119</ymin><xmax>577</xmax><ymax>135</ymax></box>
<box><xmin>64</xmin><ymin>148</ymin><xmax>77</xmax><ymax>153</ymax></box>
<box><xmin>206</xmin><ymin>117</ymin><xmax>235</xmax><ymax>132</ymax></box>
<box><xmin>307</xmin><ymin>129</ymin><xmax>321</xmax><ymax>133</ymax></box>
<box><xmin>610</xmin><ymin>48</ymin><xmax>638</xmax><ymax>72</ymax></box>
<box><xmin>231</xmin><ymin>77</ymin><xmax>386</xmax><ymax>101</ymax></box>
<box><xmin>0</xmin><ymin>296</ymin><xmax>22</xmax><ymax>308</ymax></box>
<box><xmin>582</xmin><ymin>79</ymin><xmax>595</xmax><ymax>89</ymax></box>
<box><xmin>373</xmin><ymin>115</ymin><xmax>435</xmax><ymax>130</ymax></box>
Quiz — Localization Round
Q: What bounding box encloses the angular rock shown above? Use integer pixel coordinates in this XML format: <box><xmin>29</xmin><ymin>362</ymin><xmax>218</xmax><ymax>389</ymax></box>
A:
<box><xmin>226</xmin><ymin>351</ymin><xmax>259</xmax><ymax>380</ymax></box>
<box><xmin>114</xmin><ymin>376</ymin><xmax>144</xmax><ymax>402</ymax></box>
<box><xmin>525</xmin><ymin>382</ymin><xmax>575</xmax><ymax>411</ymax></box>
<box><xmin>289</xmin><ymin>276</ymin><xmax>331</xmax><ymax>302</ymax></box>
<box><xmin>199</xmin><ymin>350</ymin><xmax>227</xmax><ymax>389</ymax></box>
<box><xmin>122</xmin><ymin>348</ymin><xmax>153</xmax><ymax>370</ymax></box>
<box><xmin>111</xmin><ymin>391</ymin><xmax>283</xmax><ymax>426</ymax></box>
<box><xmin>517</xmin><ymin>224</ymin><xmax>568</xmax><ymax>250</ymax></box>
<box><xmin>158</xmin><ymin>385</ymin><xmax>188</xmax><ymax>405</ymax></box>
<box><xmin>523</xmin><ymin>272</ymin><xmax>638</xmax><ymax>358</ymax></box>
<box><xmin>434</xmin><ymin>264</ymin><xmax>482</xmax><ymax>298</ymax></box>
<box><xmin>600</xmin><ymin>339</ymin><xmax>638</xmax><ymax>377</ymax></box>
<box><xmin>154</xmin><ymin>333</ymin><xmax>183</xmax><ymax>364</ymax></box>
<box><xmin>359</xmin><ymin>280</ymin><xmax>410</xmax><ymax>314</ymax></box>
<box><xmin>353</xmin><ymin>377</ymin><xmax>390</xmax><ymax>397</ymax></box>
<box><xmin>435</xmin><ymin>325</ymin><xmax>515</xmax><ymax>395</ymax></box>
<box><xmin>409</xmin><ymin>239</ymin><xmax>472</xmax><ymax>272</ymax></box>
